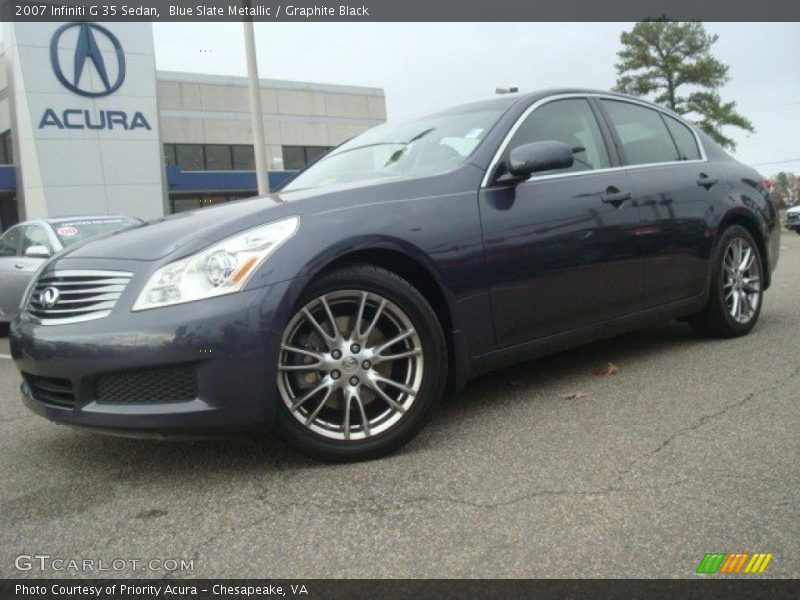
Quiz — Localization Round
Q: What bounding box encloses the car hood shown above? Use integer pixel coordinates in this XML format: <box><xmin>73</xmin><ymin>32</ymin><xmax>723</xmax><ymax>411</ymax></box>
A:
<box><xmin>56</xmin><ymin>165</ymin><xmax>483</xmax><ymax>262</ymax></box>
<box><xmin>61</xmin><ymin>195</ymin><xmax>290</xmax><ymax>261</ymax></box>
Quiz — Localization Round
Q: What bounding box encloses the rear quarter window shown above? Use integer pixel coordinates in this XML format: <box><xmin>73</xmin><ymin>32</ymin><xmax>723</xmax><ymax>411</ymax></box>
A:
<box><xmin>663</xmin><ymin>115</ymin><xmax>702</xmax><ymax>161</ymax></box>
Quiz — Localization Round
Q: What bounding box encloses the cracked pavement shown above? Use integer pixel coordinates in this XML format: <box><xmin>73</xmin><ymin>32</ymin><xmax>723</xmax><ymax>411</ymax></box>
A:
<box><xmin>1</xmin><ymin>233</ymin><xmax>798</xmax><ymax>579</ymax></box>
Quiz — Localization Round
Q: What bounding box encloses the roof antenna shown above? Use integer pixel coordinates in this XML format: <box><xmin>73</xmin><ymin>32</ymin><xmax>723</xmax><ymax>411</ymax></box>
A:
<box><xmin>495</xmin><ymin>86</ymin><xmax>519</xmax><ymax>95</ymax></box>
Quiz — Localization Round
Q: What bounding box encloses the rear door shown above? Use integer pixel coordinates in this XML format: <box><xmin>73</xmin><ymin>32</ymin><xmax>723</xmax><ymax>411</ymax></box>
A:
<box><xmin>479</xmin><ymin>97</ymin><xmax>644</xmax><ymax>347</ymax></box>
<box><xmin>598</xmin><ymin>99</ymin><xmax>714</xmax><ymax>307</ymax></box>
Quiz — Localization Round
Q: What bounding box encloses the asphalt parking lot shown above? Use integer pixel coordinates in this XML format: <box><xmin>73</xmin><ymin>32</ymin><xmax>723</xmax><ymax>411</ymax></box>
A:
<box><xmin>1</xmin><ymin>233</ymin><xmax>798</xmax><ymax>580</ymax></box>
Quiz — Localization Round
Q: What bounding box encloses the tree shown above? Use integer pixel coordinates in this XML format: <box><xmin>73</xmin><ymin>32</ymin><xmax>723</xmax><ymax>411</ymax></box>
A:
<box><xmin>613</xmin><ymin>20</ymin><xmax>754</xmax><ymax>150</ymax></box>
<box><xmin>769</xmin><ymin>172</ymin><xmax>800</xmax><ymax>209</ymax></box>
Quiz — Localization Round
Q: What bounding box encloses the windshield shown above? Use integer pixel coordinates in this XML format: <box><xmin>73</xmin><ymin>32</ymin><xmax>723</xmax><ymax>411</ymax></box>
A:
<box><xmin>282</xmin><ymin>106</ymin><xmax>506</xmax><ymax>191</ymax></box>
<box><xmin>52</xmin><ymin>217</ymin><xmax>140</xmax><ymax>247</ymax></box>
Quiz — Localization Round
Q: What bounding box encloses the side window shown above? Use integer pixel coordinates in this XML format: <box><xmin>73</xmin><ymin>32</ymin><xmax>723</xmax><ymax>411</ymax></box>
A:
<box><xmin>0</xmin><ymin>226</ymin><xmax>21</xmax><ymax>257</ymax></box>
<box><xmin>601</xmin><ymin>100</ymin><xmax>679</xmax><ymax>166</ymax></box>
<box><xmin>21</xmin><ymin>226</ymin><xmax>52</xmax><ymax>255</ymax></box>
<box><xmin>508</xmin><ymin>98</ymin><xmax>611</xmax><ymax>175</ymax></box>
<box><xmin>663</xmin><ymin>115</ymin><xmax>702</xmax><ymax>161</ymax></box>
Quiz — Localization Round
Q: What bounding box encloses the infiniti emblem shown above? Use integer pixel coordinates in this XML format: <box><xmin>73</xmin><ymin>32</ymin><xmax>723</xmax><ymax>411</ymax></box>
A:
<box><xmin>39</xmin><ymin>287</ymin><xmax>61</xmax><ymax>308</ymax></box>
<box><xmin>341</xmin><ymin>356</ymin><xmax>359</xmax><ymax>373</ymax></box>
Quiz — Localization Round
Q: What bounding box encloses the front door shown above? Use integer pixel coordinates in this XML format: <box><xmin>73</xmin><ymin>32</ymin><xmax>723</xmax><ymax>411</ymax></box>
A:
<box><xmin>0</xmin><ymin>226</ymin><xmax>23</xmax><ymax>319</ymax></box>
<box><xmin>479</xmin><ymin>97</ymin><xmax>643</xmax><ymax>348</ymax></box>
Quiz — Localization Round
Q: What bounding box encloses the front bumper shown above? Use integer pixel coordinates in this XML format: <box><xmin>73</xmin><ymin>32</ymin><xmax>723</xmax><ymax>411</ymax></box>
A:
<box><xmin>11</xmin><ymin>261</ymin><xmax>300</xmax><ymax>437</ymax></box>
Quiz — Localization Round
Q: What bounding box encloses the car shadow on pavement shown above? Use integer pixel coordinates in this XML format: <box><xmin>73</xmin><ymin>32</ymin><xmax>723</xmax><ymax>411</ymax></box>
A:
<box><xmin>446</xmin><ymin>319</ymin><xmax>702</xmax><ymax>406</ymax></box>
<box><xmin>26</xmin><ymin>319</ymin><xmax>709</xmax><ymax>477</ymax></box>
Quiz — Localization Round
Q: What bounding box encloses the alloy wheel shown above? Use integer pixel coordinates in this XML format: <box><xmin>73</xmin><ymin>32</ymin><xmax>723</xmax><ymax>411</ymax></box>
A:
<box><xmin>278</xmin><ymin>290</ymin><xmax>424</xmax><ymax>441</ymax></box>
<box><xmin>722</xmin><ymin>237</ymin><xmax>761</xmax><ymax>324</ymax></box>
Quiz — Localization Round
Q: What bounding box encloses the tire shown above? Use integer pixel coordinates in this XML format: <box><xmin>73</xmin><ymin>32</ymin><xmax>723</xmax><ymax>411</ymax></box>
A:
<box><xmin>0</xmin><ymin>322</ymin><xmax>8</xmax><ymax>337</ymax></box>
<box><xmin>690</xmin><ymin>225</ymin><xmax>764</xmax><ymax>338</ymax></box>
<box><xmin>275</xmin><ymin>264</ymin><xmax>447</xmax><ymax>461</ymax></box>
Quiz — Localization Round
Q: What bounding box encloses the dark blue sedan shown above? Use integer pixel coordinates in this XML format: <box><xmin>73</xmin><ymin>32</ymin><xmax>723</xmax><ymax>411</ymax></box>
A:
<box><xmin>10</xmin><ymin>90</ymin><xmax>780</xmax><ymax>461</ymax></box>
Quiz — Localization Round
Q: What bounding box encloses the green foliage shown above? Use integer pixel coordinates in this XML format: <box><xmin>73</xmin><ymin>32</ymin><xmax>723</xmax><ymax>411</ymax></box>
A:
<box><xmin>613</xmin><ymin>20</ymin><xmax>754</xmax><ymax>150</ymax></box>
<box><xmin>770</xmin><ymin>172</ymin><xmax>799</xmax><ymax>209</ymax></box>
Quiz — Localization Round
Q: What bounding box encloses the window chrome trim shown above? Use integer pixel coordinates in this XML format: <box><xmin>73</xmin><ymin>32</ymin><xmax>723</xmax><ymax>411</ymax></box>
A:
<box><xmin>481</xmin><ymin>92</ymin><xmax>708</xmax><ymax>188</ymax></box>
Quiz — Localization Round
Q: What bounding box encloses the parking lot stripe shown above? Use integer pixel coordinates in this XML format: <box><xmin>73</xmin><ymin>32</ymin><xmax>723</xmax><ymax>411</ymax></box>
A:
<box><xmin>0</xmin><ymin>354</ymin><xmax>12</xmax><ymax>360</ymax></box>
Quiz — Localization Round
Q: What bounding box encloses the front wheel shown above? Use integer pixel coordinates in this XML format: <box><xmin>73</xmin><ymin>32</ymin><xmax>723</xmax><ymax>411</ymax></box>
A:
<box><xmin>690</xmin><ymin>225</ymin><xmax>764</xmax><ymax>338</ymax></box>
<box><xmin>275</xmin><ymin>265</ymin><xmax>447</xmax><ymax>461</ymax></box>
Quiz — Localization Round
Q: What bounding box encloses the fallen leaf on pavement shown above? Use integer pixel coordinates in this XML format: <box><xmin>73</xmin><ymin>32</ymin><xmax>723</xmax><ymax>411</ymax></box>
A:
<box><xmin>561</xmin><ymin>391</ymin><xmax>588</xmax><ymax>400</ymax></box>
<box><xmin>593</xmin><ymin>362</ymin><xmax>619</xmax><ymax>377</ymax></box>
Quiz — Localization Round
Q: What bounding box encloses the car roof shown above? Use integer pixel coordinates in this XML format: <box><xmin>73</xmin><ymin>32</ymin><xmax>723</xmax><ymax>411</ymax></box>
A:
<box><xmin>441</xmin><ymin>88</ymin><xmax>686</xmax><ymax>121</ymax></box>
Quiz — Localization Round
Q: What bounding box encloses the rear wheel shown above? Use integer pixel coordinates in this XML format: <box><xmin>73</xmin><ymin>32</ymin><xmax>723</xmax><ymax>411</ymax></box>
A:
<box><xmin>276</xmin><ymin>265</ymin><xmax>446</xmax><ymax>461</ymax></box>
<box><xmin>690</xmin><ymin>225</ymin><xmax>763</xmax><ymax>338</ymax></box>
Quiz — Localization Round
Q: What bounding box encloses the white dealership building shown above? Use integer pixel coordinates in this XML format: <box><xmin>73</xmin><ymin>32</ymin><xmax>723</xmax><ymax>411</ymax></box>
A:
<box><xmin>0</xmin><ymin>22</ymin><xmax>386</xmax><ymax>230</ymax></box>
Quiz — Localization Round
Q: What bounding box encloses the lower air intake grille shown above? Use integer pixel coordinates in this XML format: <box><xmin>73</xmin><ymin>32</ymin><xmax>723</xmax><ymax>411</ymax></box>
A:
<box><xmin>26</xmin><ymin>270</ymin><xmax>133</xmax><ymax>325</ymax></box>
<box><xmin>95</xmin><ymin>365</ymin><xmax>198</xmax><ymax>405</ymax></box>
<box><xmin>24</xmin><ymin>374</ymin><xmax>76</xmax><ymax>408</ymax></box>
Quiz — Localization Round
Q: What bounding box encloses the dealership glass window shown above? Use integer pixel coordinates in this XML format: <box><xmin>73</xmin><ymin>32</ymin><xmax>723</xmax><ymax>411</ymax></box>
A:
<box><xmin>0</xmin><ymin>130</ymin><xmax>13</xmax><ymax>165</ymax></box>
<box><xmin>232</xmin><ymin>145</ymin><xmax>255</xmax><ymax>170</ymax></box>
<box><xmin>175</xmin><ymin>144</ymin><xmax>205</xmax><ymax>171</ymax></box>
<box><xmin>283</xmin><ymin>146</ymin><xmax>306</xmax><ymax>170</ymax></box>
<box><xmin>509</xmin><ymin>99</ymin><xmax>611</xmax><ymax>174</ymax></box>
<box><xmin>163</xmin><ymin>143</ymin><xmax>177</xmax><ymax>166</ymax></box>
<box><xmin>601</xmin><ymin>100</ymin><xmax>680</xmax><ymax>165</ymax></box>
<box><xmin>170</xmin><ymin>194</ymin><xmax>253</xmax><ymax>214</ymax></box>
<box><xmin>205</xmin><ymin>145</ymin><xmax>234</xmax><ymax>171</ymax></box>
<box><xmin>0</xmin><ymin>225</ymin><xmax>20</xmax><ymax>256</ymax></box>
<box><xmin>662</xmin><ymin>115</ymin><xmax>702</xmax><ymax>161</ymax></box>
<box><xmin>0</xmin><ymin>196</ymin><xmax>19</xmax><ymax>232</ymax></box>
<box><xmin>283</xmin><ymin>146</ymin><xmax>332</xmax><ymax>170</ymax></box>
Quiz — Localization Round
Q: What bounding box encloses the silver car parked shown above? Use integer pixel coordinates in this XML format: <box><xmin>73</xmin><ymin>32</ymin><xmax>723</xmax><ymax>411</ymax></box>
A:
<box><xmin>0</xmin><ymin>216</ymin><xmax>141</xmax><ymax>327</ymax></box>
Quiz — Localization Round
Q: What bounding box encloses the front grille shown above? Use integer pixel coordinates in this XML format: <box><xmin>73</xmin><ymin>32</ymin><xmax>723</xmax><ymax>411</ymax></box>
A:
<box><xmin>95</xmin><ymin>365</ymin><xmax>198</xmax><ymax>405</ymax></box>
<box><xmin>24</xmin><ymin>374</ymin><xmax>76</xmax><ymax>408</ymax></box>
<box><xmin>26</xmin><ymin>270</ymin><xmax>132</xmax><ymax>325</ymax></box>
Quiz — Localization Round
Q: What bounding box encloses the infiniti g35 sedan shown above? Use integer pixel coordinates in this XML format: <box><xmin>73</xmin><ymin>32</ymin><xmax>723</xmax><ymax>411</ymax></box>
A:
<box><xmin>0</xmin><ymin>216</ymin><xmax>141</xmax><ymax>328</ymax></box>
<box><xmin>11</xmin><ymin>90</ymin><xmax>780</xmax><ymax>461</ymax></box>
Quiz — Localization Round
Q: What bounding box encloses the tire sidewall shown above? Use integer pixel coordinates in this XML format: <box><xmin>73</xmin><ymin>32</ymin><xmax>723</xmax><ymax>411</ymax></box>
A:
<box><xmin>709</xmin><ymin>226</ymin><xmax>764</xmax><ymax>335</ymax></box>
<box><xmin>276</xmin><ymin>265</ymin><xmax>447</xmax><ymax>461</ymax></box>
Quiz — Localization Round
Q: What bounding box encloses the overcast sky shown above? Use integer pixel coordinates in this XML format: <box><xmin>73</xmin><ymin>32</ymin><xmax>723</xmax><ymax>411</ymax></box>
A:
<box><xmin>149</xmin><ymin>22</ymin><xmax>800</xmax><ymax>177</ymax></box>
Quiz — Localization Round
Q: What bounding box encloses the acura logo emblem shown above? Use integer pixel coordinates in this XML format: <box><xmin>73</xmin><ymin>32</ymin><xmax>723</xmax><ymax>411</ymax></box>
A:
<box><xmin>39</xmin><ymin>287</ymin><xmax>61</xmax><ymax>309</ymax></box>
<box><xmin>50</xmin><ymin>22</ymin><xmax>126</xmax><ymax>97</ymax></box>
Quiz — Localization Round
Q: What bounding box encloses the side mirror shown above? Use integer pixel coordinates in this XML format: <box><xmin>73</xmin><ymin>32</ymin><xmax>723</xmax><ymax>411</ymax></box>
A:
<box><xmin>24</xmin><ymin>245</ymin><xmax>50</xmax><ymax>259</ymax></box>
<box><xmin>508</xmin><ymin>141</ymin><xmax>574</xmax><ymax>179</ymax></box>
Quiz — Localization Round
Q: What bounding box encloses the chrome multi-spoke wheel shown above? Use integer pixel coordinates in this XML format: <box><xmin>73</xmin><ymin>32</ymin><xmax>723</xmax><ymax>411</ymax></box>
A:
<box><xmin>722</xmin><ymin>237</ymin><xmax>761</xmax><ymax>324</ymax></box>
<box><xmin>278</xmin><ymin>290</ymin><xmax>424</xmax><ymax>441</ymax></box>
<box><xmin>690</xmin><ymin>226</ymin><xmax>764</xmax><ymax>338</ymax></box>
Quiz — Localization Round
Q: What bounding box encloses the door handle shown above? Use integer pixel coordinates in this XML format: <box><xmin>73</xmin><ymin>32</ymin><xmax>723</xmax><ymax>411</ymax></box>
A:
<box><xmin>697</xmin><ymin>173</ymin><xmax>718</xmax><ymax>189</ymax></box>
<box><xmin>14</xmin><ymin>263</ymin><xmax>24</xmax><ymax>270</ymax></box>
<box><xmin>601</xmin><ymin>187</ymin><xmax>632</xmax><ymax>206</ymax></box>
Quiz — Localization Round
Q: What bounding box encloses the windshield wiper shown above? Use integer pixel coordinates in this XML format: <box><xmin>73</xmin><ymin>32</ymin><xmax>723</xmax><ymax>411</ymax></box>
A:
<box><xmin>383</xmin><ymin>128</ymin><xmax>436</xmax><ymax>166</ymax></box>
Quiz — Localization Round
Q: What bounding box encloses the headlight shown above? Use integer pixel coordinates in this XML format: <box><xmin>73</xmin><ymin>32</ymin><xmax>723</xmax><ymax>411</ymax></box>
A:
<box><xmin>132</xmin><ymin>216</ymin><xmax>299</xmax><ymax>311</ymax></box>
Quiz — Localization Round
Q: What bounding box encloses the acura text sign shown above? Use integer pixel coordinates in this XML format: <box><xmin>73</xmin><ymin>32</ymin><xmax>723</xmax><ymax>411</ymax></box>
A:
<box><xmin>4</xmin><ymin>21</ymin><xmax>165</xmax><ymax>220</ymax></box>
